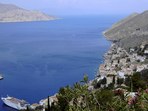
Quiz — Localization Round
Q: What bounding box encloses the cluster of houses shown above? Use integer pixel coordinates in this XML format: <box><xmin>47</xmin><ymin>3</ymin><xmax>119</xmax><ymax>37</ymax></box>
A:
<box><xmin>96</xmin><ymin>42</ymin><xmax>148</xmax><ymax>86</ymax></box>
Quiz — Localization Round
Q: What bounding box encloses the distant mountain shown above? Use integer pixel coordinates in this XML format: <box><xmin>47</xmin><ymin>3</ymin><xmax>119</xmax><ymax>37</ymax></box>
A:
<box><xmin>0</xmin><ymin>3</ymin><xmax>56</xmax><ymax>22</ymax></box>
<box><xmin>104</xmin><ymin>11</ymin><xmax>148</xmax><ymax>49</ymax></box>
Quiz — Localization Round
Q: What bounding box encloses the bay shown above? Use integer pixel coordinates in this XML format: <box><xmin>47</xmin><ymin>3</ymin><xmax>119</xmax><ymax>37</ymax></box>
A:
<box><xmin>0</xmin><ymin>16</ymin><xmax>123</xmax><ymax>111</ymax></box>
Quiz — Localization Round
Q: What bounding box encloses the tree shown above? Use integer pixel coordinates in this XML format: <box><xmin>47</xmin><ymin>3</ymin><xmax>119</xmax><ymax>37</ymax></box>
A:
<box><xmin>117</xmin><ymin>78</ymin><xmax>124</xmax><ymax>85</ymax></box>
<box><xmin>81</xmin><ymin>74</ymin><xmax>89</xmax><ymax>84</ymax></box>
<box><xmin>132</xmin><ymin>72</ymin><xmax>146</xmax><ymax>91</ymax></box>
<box><xmin>101</xmin><ymin>77</ymin><xmax>107</xmax><ymax>85</ymax></box>
<box><xmin>125</xmin><ymin>76</ymin><xmax>131</xmax><ymax>87</ymax></box>
<box><xmin>43</xmin><ymin>75</ymin><xmax>148</xmax><ymax>111</ymax></box>
<box><xmin>112</xmin><ymin>75</ymin><xmax>116</xmax><ymax>84</ymax></box>
<box><xmin>57</xmin><ymin>86</ymin><xmax>73</xmax><ymax>111</ymax></box>
<box><xmin>95</xmin><ymin>89</ymin><xmax>114</xmax><ymax>108</ymax></box>
<box><xmin>141</xmin><ymin>69</ymin><xmax>148</xmax><ymax>83</ymax></box>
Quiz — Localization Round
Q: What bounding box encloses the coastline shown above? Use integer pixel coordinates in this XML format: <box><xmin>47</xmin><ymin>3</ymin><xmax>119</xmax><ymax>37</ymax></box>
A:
<box><xmin>30</xmin><ymin>15</ymin><xmax>148</xmax><ymax>110</ymax></box>
<box><xmin>0</xmin><ymin>16</ymin><xmax>111</xmax><ymax>111</ymax></box>
<box><xmin>1</xmin><ymin>16</ymin><xmax>147</xmax><ymax>110</ymax></box>
<box><xmin>27</xmin><ymin>32</ymin><xmax>118</xmax><ymax>110</ymax></box>
<box><xmin>19</xmin><ymin>31</ymin><xmax>148</xmax><ymax>110</ymax></box>
<box><xmin>0</xmin><ymin>18</ymin><xmax>59</xmax><ymax>23</ymax></box>
<box><xmin>96</xmin><ymin>32</ymin><xmax>148</xmax><ymax>87</ymax></box>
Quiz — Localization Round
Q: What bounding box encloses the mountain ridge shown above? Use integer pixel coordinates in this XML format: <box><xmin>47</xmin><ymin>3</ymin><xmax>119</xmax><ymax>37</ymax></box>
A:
<box><xmin>104</xmin><ymin>11</ymin><xmax>148</xmax><ymax>50</ymax></box>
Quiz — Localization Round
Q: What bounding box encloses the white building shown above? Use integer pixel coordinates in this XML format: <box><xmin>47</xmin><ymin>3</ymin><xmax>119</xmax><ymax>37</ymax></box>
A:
<box><xmin>144</xmin><ymin>49</ymin><xmax>148</xmax><ymax>54</ymax></box>
<box><xmin>136</xmin><ymin>65</ymin><xmax>145</xmax><ymax>72</ymax></box>
<box><xmin>117</xmin><ymin>71</ymin><xmax>125</xmax><ymax>79</ymax></box>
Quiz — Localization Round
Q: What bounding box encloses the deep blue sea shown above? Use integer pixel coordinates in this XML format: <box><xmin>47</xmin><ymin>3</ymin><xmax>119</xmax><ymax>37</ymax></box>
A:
<box><xmin>0</xmin><ymin>16</ymin><xmax>123</xmax><ymax>111</ymax></box>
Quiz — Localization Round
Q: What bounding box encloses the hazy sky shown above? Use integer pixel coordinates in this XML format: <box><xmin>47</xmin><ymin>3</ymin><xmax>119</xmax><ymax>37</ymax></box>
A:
<box><xmin>1</xmin><ymin>0</ymin><xmax>148</xmax><ymax>16</ymax></box>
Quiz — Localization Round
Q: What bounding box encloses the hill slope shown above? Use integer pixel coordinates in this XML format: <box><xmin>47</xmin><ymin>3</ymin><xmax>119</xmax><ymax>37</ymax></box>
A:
<box><xmin>0</xmin><ymin>3</ymin><xmax>56</xmax><ymax>22</ymax></box>
<box><xmin>104</xmin><ymin>11</ymin><xmax>148</xmax><ymax>49</ymax></box>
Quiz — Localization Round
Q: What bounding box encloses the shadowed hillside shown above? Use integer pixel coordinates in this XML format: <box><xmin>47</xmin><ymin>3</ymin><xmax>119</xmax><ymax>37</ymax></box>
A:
<box><xmin>104</xmin><ymin>11</ymin><xmax>148</xmax><ymax>49</ymax></box>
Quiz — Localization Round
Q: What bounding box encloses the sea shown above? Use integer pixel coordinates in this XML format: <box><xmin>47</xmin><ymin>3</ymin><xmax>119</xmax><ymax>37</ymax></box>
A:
<box><xmin>0</xmin><ymin>15</ymin><xmax>124</xmax><ymax>111</ymax></box>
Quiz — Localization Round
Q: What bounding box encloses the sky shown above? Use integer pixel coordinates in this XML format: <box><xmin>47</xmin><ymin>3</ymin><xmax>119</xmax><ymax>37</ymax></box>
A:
<box><xmin>1</xmin><ymin>0</ymin><xmax>148</xmax><ymax>16</ymax></box>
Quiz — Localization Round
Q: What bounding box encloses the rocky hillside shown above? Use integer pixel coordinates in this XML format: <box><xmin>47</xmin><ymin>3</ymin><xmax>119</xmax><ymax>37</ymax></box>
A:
<box><xmin>104</xmin><ymin>11</ymin><xmax>148</xmax><ymax>50</ymax></box>
<box><xmin>0</xmin><ymin>3</ymin><xmax>56</xmax><ymax>22</ymax></box>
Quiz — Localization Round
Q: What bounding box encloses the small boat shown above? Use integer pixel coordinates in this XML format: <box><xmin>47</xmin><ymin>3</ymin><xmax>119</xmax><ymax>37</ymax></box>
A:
<box><xmin>0</xmin><ymin>74</ymin><xmax>3</xmax><ymax>80</ymax></box>
<box><xmin>1</xmin><ymin>96</ymin><xmax>30</xmax><ymax>110</ymax></box>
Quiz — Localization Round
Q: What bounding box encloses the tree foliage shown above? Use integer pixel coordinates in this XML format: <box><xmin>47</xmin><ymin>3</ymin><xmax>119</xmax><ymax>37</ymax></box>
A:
<box><xmin>23</xmin><ymin>73</ymin><xmax>148</xmax><ymax>111</ymax></box>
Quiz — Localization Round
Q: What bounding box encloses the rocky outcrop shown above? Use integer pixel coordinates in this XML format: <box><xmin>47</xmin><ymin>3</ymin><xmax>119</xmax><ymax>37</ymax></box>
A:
<box><xmin>0</xmin><ymin>3</ymin><xmax>56</xmax><ymax>22</ymax></box>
